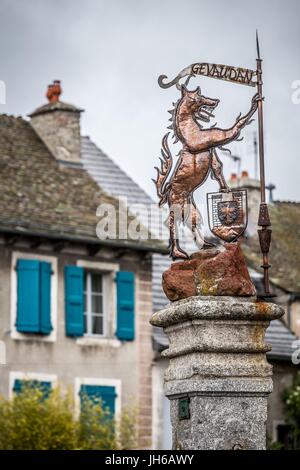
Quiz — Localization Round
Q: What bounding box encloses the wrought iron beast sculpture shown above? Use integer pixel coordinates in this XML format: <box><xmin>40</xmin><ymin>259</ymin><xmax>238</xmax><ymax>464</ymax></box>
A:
<box><xmin>153</xmin><ymin>82</ymin><xmax>259</xmax><ymax>260</ymax></box>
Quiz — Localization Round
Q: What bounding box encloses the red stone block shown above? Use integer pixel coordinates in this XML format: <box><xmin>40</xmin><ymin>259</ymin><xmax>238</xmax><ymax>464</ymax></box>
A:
<box><xmin>162</xmin><ymin>242</ymin><xmax>256</xmax><ymax>301</ymax></box>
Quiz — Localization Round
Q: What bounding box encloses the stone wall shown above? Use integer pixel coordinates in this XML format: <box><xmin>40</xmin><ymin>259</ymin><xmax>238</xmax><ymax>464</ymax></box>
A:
<box><xmin>267</xmin><ymin>361</ymin><xmax>297</xmax><ymax>442</ymax></box>
<box><xmin>30</xmin><ymin>109</ymin><xmax>82</xmax><ymax>164</ymax></box>
<box><xmin>136</xmin><ymin>268</ymin><xmax>153</xmax><ymax>448</ymax></box>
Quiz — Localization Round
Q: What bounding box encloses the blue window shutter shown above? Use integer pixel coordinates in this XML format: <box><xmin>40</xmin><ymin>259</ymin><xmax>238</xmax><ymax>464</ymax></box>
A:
<box><xmin>13</xmin><ymin>379</ymin><xmax>52</xmax><ymax>399</ymax></box>
<box><xmin>116</xmin><ymin>271</ymin><xmax>135</xmax><ymax>341</ymax></box>
<box><xmin>16</xmin><ymin>259</ymin><xmax>40</xmax><ymax>333</ymax></box>
<box><xmin>65</xmin><ymin>265</ymin><xmax>84</xmax><ymax>337</ymax></box>
<box><xmin>80</xmin><ymin>385</ymin><xmax>116</xmax><ymax>415</ymax></box>
<box><xmin>13</xmin><ymin>379</ymin><xmax>23</xmax><ymax>394</ymax></box>
<box><xmin>39</xmin><ymin>262</ymin><xmax>52</xmax><ymax>334</ymax></box>
<box><xmin>37</xmin><ymin>381</ymin><xmax>52</xmax><ymax>399</ymax></box>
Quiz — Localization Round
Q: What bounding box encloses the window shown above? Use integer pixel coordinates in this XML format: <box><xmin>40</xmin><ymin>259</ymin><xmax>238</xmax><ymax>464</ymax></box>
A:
<box><xmin>74</xmin><ymin>377</ymin><xmax>121</xmax><ymax>418</ymax></box>
<box><xmin>9</xmin><ymin>372</ymin><xmax>57</xmax><ymax>399</ymax></box>
<box><xmin>84</xmin><ymin>272</ymin><xmax>107</xmax><ymax>336</ymax></box>
<box><xmin>80</xmin><ymin>384</ymin><xmax>117</xmax><ymax>416</ymax></box>
<box><xmin>65</xmin><ymin>262</ymin><xmax>135</xmax><ymax>341</ymax></box>
<box><xmin>13</xmin><ymin>379</ymin><xmax>52</xmax><ymax>399</ymax></box>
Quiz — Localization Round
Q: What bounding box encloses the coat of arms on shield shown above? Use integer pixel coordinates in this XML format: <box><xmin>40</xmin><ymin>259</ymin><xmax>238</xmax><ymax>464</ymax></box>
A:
<box><xmin>207</xmin><ymin>189</ymin><xmax>248</xmax><ymax>242</ymax></box>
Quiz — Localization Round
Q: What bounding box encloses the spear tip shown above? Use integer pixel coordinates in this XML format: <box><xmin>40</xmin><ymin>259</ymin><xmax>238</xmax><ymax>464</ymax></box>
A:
<box><xmin>256</xmin><ymin>29</ymin><xmax>261</xmax><ymax>60</ymax></box>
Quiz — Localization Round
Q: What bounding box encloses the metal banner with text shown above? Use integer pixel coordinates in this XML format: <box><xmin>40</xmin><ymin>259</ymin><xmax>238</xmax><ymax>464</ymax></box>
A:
<box><xmin>158</xmin><ymin>62</ymin><xmax>257</xmax><ymax>89</ymax></box>
<box><xmin>192</xmin><ymin>63</ymin><xmax>257</xmax><ymax>87</ymax></box>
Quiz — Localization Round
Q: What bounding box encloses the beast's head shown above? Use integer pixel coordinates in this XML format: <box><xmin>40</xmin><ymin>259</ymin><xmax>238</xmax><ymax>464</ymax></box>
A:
<box><xmin>181</xmin><ymin>85</ymin><xmax>219</xmax><ymax>123</ymax></box>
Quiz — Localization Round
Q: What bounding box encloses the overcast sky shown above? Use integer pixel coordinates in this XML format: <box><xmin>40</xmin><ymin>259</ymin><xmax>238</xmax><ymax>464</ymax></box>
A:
<box><xmin>0</xmin><ymin>0</ymin><xmax>299</xmax><ymax>203</ymax></box>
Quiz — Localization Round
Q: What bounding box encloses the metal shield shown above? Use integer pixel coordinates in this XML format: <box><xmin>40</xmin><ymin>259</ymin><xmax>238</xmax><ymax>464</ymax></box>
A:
<box><xmin>207</xmin><ymin>189</ymin><xmax>248</xmax><ymax>242</ymax></box>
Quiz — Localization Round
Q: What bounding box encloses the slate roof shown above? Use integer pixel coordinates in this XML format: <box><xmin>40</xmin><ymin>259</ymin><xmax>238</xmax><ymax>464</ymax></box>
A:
<box><xmin>81</xmin><ymin>136</ymin><xmax>153</xmax><ymax>206</ymax></box>
<box><xmin>0</xmin><ymin>114</ymin><xmax>165</xmax><ymax>253</ymax></box>
<box><xmin>265</xmin><ymin>319</ymin><xmax>298</xmax><ymax>361</ymax></box>
<box><xmin>81</xmin><ymin>135</ymin><xmax>170</xmax><ymax>245</ymax></box>
<box><xmin>243</xmin><ymin>201</ymin><xmax>300</xmax><ymax>294</ymax></box>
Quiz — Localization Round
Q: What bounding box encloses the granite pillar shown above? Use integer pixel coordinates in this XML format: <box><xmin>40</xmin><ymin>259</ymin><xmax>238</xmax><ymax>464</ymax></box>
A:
<box><xmin>150</xmin><ymin>296</ymin><xmax>284</xmax><ymax>450</ymax></box>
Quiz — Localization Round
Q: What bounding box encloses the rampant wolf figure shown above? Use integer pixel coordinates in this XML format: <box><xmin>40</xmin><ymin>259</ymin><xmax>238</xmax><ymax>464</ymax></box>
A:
<box><xmin>153</xmin><ymin>83</ymin><xmax>259</xmax><ymax>260</ymax></box>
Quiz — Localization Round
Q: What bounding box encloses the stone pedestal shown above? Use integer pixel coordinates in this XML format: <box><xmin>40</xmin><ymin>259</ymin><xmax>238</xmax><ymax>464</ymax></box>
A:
<box><xmin>150</xmin><ymin>296</ymin><xmax>284</xmax><ymax>450</ymax></box>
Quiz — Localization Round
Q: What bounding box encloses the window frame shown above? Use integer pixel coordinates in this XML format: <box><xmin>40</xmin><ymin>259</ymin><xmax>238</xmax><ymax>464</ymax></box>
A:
<box><xmin>9</xmin><ymin>371</ymin><xmax>57</xmax><ymax>399</ymax></box>
<box><xmin>10</xmin><ymin>252</ymin><xmax>58</xmax><ymax>342</ymax></box>
<box><xmin>84</xmin><ymin>270</ymin><xmax>108</xmax><ymax>337</ymax></box>
<box><xmin>77</xmin><ymin>260</ymin><xmax>119</xmax><ymax>340</ymax></box>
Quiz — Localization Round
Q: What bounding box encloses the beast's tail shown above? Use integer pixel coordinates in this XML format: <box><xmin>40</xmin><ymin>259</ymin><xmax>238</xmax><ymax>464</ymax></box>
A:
<box><xmin>152</xmin><ymin>133</ymin><xmax>173</xmax><ymax>207</ymax></box>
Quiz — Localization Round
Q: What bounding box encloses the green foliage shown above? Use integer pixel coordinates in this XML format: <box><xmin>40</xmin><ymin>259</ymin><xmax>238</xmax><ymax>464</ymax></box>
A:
<box><xmin>0</xmin><ymin>384</ymin><xmax>138</xmax><ymax>450</ymax></box>
<box><xmin>117</xmin><ymin>404</ymin><xmax>139</xmax><ymax>450</ymax></box>
<box><xmin>266</xmin><ymin>434</ymin><xmax>284</xmax><ymax>450</ymax></box>
<box><xmin>78</xmin><ymin>395</ymin><xmax>116</xmax><ymax>450</ymax></box>
<box><xmin>283</xmin><ymin>375</ymin><xmax>300</xmax><ymax>428</ymax></box>
<box><xmin>282</xmin><ymin>374</ymin><xmax>300</xmax><ymax>449</ymax></box>
<box><xmin>0</xmin><ymin>385</ymin><xmax>77</xmax><ymax>450</ymax></box>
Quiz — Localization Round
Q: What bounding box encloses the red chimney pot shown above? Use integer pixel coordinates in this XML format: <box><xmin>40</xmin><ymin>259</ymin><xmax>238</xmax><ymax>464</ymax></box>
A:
<box><xmin>46</xmin><ymin>80</ymin><xmax>62</xmax><ymax>103</ymax></box>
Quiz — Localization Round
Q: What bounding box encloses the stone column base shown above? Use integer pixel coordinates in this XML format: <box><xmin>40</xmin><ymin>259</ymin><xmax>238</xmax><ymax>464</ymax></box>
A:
<box><xmin>150</xmin><ymin>296</ymin><xmax>284</xmax><ymax>450</ymax></box>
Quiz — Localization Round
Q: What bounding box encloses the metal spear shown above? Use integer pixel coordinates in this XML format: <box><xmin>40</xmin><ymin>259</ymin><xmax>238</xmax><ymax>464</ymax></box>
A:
<box><xmin>256</xmin><ymin>31</ymin><xmax>273</xmax><ymax>297</ymax></box>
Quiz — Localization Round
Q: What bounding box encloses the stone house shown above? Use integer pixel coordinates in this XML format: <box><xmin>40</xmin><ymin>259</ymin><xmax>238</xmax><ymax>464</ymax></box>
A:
<box><xmin>0</xmin><ymin>82</ymin><xmax>166</xmax><ymax>448</ymax></box>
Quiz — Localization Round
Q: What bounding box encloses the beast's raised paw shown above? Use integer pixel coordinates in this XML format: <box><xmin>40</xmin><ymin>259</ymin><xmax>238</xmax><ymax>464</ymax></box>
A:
<box><xmin>252</xmin><ymin>93</ymin><xmax>260</xmax><ymax>107</ymax></box>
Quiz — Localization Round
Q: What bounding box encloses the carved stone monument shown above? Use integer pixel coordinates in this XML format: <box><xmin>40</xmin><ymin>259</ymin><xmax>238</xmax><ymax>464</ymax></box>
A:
<box><xmin>151</xmin><ymin>297</ymin><xmax>283</xmax><ymax>450</ymax></box>
<box><xmin>150</xmin><ymin>35</ymin><xmax>284</xmax><ymax>450</ymax></box>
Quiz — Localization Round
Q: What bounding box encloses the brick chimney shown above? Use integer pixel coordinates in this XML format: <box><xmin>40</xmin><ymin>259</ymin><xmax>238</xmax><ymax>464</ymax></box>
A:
<box><xmin>29</xmin><ymin>81</ymin><xmax>83</xmax><ymax>165</ymax></box>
